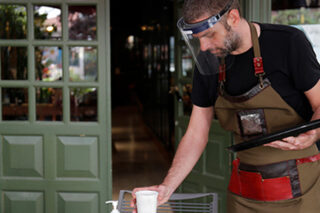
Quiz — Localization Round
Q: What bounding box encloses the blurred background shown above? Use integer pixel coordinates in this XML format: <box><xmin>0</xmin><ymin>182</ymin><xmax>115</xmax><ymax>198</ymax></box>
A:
<box><xmin>0</xmin><ymin>0</ymin><xmax>320</xmax><ymax>212</ymax></box>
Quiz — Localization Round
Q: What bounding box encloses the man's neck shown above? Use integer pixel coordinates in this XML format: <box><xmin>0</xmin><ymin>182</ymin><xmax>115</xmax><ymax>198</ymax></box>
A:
<box><xmin>230</xmin><ymin>19</ymin><xmax>260</xmax><ymax>55</ymax></box>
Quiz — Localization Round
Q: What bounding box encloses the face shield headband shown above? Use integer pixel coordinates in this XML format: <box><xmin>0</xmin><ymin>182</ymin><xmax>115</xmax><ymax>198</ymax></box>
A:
<box><xmin>177</xmin><ymin>0</ymin><xmax>234</xmax><ymax>75</ymax></box>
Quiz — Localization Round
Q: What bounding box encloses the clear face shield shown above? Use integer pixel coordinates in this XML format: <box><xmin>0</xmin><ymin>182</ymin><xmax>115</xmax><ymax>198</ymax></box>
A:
<box><xmin>177</xmin><ymin>0</ymin><xmax>234</xmax><ymax>75</ymax></box>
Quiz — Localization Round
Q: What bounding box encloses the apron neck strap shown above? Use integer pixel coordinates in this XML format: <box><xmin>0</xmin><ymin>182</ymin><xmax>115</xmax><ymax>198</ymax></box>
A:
<box><xmin>249</xmin><ymin>22</ymin><xmax>261</xmax><ymax>58</ymax></box>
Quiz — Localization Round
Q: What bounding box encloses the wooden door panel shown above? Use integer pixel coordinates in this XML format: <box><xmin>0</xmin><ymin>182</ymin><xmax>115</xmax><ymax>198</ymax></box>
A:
<box><xmin>3</xmin><ymin>191</ymin><xmax>44</xmax><ymax>213</ymax></box>
<box><xmin>57</xmin><ymin>136</ymin><xmax>98</xmax><ymax>178</ymax></box>
<box><xmin>3</xmin><ymin>136</ymin><xmax>43</xmax><ymax>178</ymax></box>
<box><xmin>173</xmin><ymin>2</ymin><xmax>271</xmax><ymax>213</ymax></box>
<box><xmin>0</xmin><ymin>1</ymin><xmax>111</xmax><ymax>213</ymax></box>
<box><xmin>176</xmin><ymin>118</ymin><xmax>233</xmax><ymax>213</ymax></box>
<box><xmin>57</xmin><ymin>193</ymin><xmax>98</xmax><ymax>213</ymax></box>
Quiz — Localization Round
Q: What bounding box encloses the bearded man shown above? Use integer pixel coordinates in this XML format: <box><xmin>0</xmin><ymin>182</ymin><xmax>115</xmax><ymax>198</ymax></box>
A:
<box><xmin>132</xmin><ymin>0</ymin><xmax>320</xmax><ymax>212</ymax></box>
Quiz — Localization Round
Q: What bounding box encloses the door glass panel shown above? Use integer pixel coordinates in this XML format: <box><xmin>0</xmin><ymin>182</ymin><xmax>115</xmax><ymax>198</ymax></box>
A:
<box><xmin>0</xmin><ymin>5</ymin><xmax>27</xmax><ymax>39</ymax></box>
<box><xmin>69</xmin><ymin>46</ymin><xmax>97</xmax><ymax>82</ymax></box>
<box><xmin>70</xmin><ymin>87</ymin><xmax>97</xmax><ymax>122</ymax></box>
<box><xmin>35</xmin><ymin>46</ymin><xmax>62</xmax><ymax>81</ymax></box>
<box><xmin>1</xmin><ymin>46</ymin><xmax>28</xmax><ymax>80</ymax></box>
<box><xmin>143</xmin><ymin>44</ymin><xmax>152</xmax><ymax>78</ymax></box>
<box><xmin>181</xmin><ymin>45</ymin><xmax>194</xmax><ymax>78</ymax></box>
<box><xmin>182</xmin><ymin>84</ymin><xmax>192</xmax><ymax>116</ymax></box>
<box><xmin>169</xmin><ymin>36</ymin><xmax>175</xmax><ymax>72</ymax></box>
<box><xmin>2</xmin><ymin>88</ymin><xmax>28</xmax><ymax>120</ymax></box>
<box><xmin>68</xmin><ymin>5</ymin><xmax>97</xmax><ymax>40</ymax></box>
<box><xmin>153</xmin><ymin>45</ymin><xmax>161</xmax><ymax>71</ymax></box>
<box><xmin>34</xmin><ymin>5</ymin><xmax>62</xmax><ymax>40</ymax></box>
<box><xmin>36</xmin><ymin>87</ymin><xmax>62</xmax><ymax>121</ymax></box>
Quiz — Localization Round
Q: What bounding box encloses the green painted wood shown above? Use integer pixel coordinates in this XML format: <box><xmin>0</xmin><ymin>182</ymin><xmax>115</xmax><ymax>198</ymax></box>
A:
<box><xmin>240</xmin><ymin>0</ymin><xmax>272</xmax><ymax>23</ymax></box>
<box><xmin>173</xmin><ymin>1</ymin><xmax>272</xmax><ymax>212</ymax></box>
<box><xmin>175</xmin><ymin>117</ymin><xmax>233</xmax><ymax>213</ymax></box>
<box><xmin>0</xmin><ymin>1</ymin><xmax>111</xmax><ymax>213</ymax></box>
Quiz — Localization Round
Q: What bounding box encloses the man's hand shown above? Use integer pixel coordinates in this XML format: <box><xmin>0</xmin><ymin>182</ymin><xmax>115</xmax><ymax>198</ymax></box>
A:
<box><xmin>264</xmin><ymin>129</ymin><xmax>318</xmax><ymax>150</ymax></box>
<box><xmin>130</xmin><ymin>184</ymin><xmax>172</xmax><ymax>213</ymax></box>
<box><xmin>130</xmin><ymin>106</ymin><xmax>213</xmax><ymax>212</ymax></box>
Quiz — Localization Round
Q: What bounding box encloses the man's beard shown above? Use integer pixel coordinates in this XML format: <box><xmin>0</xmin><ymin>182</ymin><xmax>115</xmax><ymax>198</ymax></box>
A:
<box><xmin>215</xmin><ymin>29</ymin><xmax>241</xmax><ymax>58</ymax></box>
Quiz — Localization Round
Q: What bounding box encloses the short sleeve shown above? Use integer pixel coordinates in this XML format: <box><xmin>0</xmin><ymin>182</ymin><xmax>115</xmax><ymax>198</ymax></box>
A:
<box><xmin>191</xmin><ymin>66</ymin><xmax>218</xmax><ymax>107</ymax></box>
<box><xmin>288</xmin><ymin>29</ymin><xmax>320</xmax><ymax>91</ymax></box>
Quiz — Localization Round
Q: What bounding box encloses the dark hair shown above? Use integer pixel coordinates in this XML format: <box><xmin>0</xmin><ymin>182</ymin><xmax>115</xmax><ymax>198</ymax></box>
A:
<box><xmin>182</xmin><ymin>0</ymin><xmax>240</xmax><ymax>23</ymax></box>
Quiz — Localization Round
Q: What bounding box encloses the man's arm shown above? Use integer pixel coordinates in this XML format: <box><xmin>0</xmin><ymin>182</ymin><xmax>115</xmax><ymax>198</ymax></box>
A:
<box><xmin>131</xmin><ymin>105</ymin><xmax>214</xmax><ymax>210</ymax></box>
<box><xmin>161</xmin><ymin>105</ymin><xmax>214</xmax><ymax>195</ymax></box>
<box><xmin>265</xmin><ymin>79</ymin><xmax>320</xmax><ymax>150</ymax></box>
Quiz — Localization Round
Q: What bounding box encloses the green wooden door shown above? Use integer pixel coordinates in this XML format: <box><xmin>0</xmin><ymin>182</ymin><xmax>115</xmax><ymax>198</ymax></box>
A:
<box><xmin>0</xmin><ymin>1</ymin><xmax>111</xmax><ymax>213</ymax></box>
<box><xmin>173</xmin><ymin>2</ymin><xmax>233</xmax><ymax>213</ymax></box>
<box><xmin>173</xmin><ymin>1</ymin><xmax>272</xmax><ymax>212</ymax></box>
<box><xmin>175</xmin><ymin>117</ymin><xmax>233</xmax><ymax>213</ymax></box>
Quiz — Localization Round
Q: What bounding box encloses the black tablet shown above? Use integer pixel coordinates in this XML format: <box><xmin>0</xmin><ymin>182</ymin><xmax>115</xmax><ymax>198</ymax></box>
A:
<box><xmin>227</xmin><ymin>119</ymin><xmax>320</xmax><ymax>152</ymax></box>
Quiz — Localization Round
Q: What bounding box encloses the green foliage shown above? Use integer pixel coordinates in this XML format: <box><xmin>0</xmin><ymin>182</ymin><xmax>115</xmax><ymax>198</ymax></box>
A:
<box><xmin>34</xmin><ymin>12</ymin><xmax>49</xmax><ymax>39</ymax></box>
<box><xmin>0</xmin><ymin>4</ymin><xmax>27</xmax><ymax>39</ymax></box>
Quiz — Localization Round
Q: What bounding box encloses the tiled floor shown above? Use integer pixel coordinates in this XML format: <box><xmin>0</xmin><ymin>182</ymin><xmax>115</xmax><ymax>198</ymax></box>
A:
<box><xmin>112</xmin><ymin>104</ymin><xmax>172</xmax><ymax>200</ymax></box>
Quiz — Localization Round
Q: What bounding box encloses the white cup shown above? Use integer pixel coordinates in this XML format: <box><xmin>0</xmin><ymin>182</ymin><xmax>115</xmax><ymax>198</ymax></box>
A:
<box><xmin>135</xmin><ymin>190</ymin><xmax>158</xmax><ymax>213</ymax></box>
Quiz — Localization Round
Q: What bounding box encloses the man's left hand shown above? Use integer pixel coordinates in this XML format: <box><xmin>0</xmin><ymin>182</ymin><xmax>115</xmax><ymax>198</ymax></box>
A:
<box><xmin>264</xmin><ymin>129</ymin><xmax>318</xmax><ymax>150</ymax></box>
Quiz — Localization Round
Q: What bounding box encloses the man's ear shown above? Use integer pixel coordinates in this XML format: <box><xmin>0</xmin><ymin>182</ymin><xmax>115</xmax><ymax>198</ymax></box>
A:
<box><xmin>226</xmin><ymin>9</ymin><xmax>240</xmax><ymax>27</ymax></box>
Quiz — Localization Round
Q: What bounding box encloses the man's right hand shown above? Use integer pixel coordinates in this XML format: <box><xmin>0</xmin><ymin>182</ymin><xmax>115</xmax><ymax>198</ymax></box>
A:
<box><xmin>130</xmin><ymin>106</ymin><xmax>214</xmax><ymax>212</ymax></box>
<box><xmin>130</xmin><ymin>184</ymin><xmax>173</xmax><ymax>213</ymax></box>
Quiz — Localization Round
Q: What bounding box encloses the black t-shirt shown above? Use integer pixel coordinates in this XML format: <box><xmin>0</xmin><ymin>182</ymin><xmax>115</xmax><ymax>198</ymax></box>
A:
<box><xmin>191</xmin><ymin>23</ymin><xmax>320</xmax><ymax>121</ymax></box>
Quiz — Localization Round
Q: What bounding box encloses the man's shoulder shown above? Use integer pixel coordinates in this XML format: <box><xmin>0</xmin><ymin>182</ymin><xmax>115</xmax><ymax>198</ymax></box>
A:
<box><xmin>259</xmin><ymin>22</ymin><xmax>303</xmax><ymax>34</ymax></box>
<box><xmin>258</xmin><ymin>22</ymin><xmax>305</xmax><ymax>41</ymax></box>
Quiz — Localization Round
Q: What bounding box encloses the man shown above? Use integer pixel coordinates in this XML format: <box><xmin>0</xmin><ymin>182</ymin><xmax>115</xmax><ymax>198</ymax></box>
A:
<box><xmin>132</xmin><ymin>0</ymin><xmax>320</xmax><ymax>212</ymax></box>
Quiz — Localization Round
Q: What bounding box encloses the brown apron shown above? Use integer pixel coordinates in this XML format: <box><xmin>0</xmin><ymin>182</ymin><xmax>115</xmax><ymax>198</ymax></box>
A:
<box><xmin>214</xmin><ymin>22</ymin><xmax>320</xmax><ymax>213</ymax></box>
